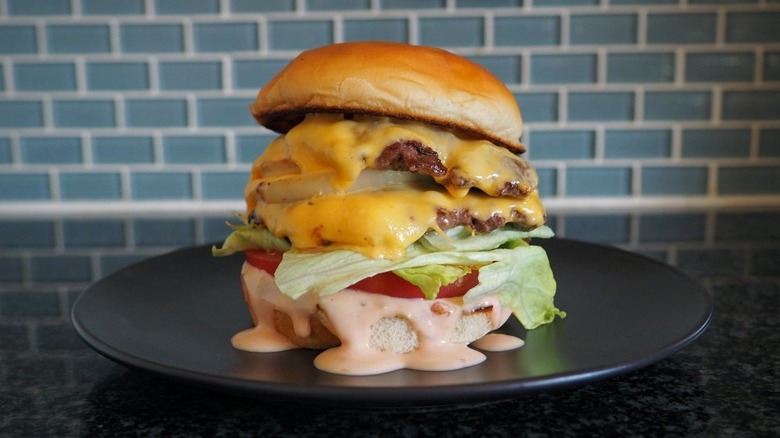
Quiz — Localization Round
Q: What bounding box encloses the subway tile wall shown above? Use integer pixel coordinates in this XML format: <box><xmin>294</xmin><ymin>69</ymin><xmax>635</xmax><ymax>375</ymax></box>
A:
<box><xmin>0</xmin><ymin>0</ymin><xmax>779</xmax><ymax>214</ymax></box>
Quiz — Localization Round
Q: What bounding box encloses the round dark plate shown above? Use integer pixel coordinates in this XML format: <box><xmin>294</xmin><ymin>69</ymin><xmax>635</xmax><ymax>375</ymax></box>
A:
<box><xmin>72</xmin><ymin>239</ymin><xmax>712</xmax><ymax>407</ymax></box>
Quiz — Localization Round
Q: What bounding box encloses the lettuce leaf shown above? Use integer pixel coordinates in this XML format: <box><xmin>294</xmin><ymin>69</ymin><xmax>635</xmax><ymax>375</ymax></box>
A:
<box><xmin>274</xmin><ymin>226</ymin><xmax>564</xmax><ymax>329</ymax></box>
<box><xmin>393</xmin><ymin>264</ymin><xmax>472</xmax><ymax>300</ymax></box>
<box><xmin>211</xmin><ymin>221</ymin><xmax>291</xmax><ymax>256</ymax></box>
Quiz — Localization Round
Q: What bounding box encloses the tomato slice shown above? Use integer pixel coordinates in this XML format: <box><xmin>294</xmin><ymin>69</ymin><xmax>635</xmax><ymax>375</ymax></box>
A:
<box><xmin>243</xmin><ymin>250</ymin><xmax>476</xmax><ymax>299</ymax></box>
<box><xmin>244</xmin><ymin>250</ymin><xmax>283</xmax><ymax>275</ymax></box>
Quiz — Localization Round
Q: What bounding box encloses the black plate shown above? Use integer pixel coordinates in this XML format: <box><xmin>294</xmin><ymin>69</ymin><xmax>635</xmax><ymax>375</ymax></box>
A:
<box><xmin>72</xmin><ymin>239</ymin><xmax>712</xmax><ymax>407</ymax></box>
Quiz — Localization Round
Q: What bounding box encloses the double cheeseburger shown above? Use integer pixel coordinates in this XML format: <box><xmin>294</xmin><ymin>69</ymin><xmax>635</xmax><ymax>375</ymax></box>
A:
<box><xmin>214</xmin><ymin>41</ymin><xmax>564</xmax><ymax>376</ymax></box>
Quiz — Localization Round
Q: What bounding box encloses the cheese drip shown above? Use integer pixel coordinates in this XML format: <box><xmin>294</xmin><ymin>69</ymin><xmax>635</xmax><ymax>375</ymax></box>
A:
<box><xmin>246</xmin><ymin>113</ymin><xmax>547</xmax><ymax>259</ymax></box>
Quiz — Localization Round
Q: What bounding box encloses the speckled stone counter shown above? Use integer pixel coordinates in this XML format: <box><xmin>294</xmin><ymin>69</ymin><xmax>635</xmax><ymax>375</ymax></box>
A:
<box><xmin>1</xmin><ymin>210</ymin><xmax>779</xmax><ymax>437</ymax></box>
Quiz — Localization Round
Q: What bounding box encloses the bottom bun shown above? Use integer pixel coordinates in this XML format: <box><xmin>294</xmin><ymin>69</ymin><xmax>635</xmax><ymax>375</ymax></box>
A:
<box><xmin>233</xmin><ymin>262</ymin><xmax>523</xmax><ymax>375</ymax></box>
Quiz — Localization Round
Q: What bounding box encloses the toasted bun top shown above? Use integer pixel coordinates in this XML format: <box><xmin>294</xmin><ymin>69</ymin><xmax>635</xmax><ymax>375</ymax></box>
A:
<box><xmin>251</xmin><ymin>42</ymin><xmax>525</xmax><ymax>153</ymax></box>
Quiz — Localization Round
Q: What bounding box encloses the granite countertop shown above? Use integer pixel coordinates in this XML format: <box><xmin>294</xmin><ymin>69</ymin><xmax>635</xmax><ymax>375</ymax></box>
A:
<box><xmin>1</xmin><ymin>211</ymin><xmax>779</xmax><ymax>437</ymax></box>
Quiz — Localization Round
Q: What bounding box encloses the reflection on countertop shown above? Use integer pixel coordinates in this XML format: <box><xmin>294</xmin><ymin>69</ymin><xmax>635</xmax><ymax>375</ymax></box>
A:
<box><xmin>1</xmin><ymin>208</ymin><xmax>778</xmax><ymax>436</ymax></box>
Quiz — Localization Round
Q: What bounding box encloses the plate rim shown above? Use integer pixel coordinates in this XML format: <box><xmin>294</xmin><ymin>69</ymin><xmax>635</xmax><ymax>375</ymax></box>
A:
<box><xmin>71</xmin><ymin>238</ymin><xmax>713</xmax><ymax>407</ymax></box>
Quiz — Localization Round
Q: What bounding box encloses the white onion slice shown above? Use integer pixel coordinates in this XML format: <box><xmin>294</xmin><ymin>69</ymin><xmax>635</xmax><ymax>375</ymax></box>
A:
<box><xmin>257</xmin><ymin>170</ymin><xmax>432</xmax><ymax>204</ymax></box>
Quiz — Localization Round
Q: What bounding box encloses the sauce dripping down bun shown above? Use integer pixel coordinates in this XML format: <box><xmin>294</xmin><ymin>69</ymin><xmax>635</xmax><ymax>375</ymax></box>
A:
<box><xmin>233</xmin><ymin>263</ymin><xmax>523</xmax><ymax>376</ymax></box>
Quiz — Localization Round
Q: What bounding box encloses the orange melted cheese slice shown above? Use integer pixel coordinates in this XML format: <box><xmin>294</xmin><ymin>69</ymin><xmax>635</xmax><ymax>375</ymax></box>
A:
<box><xmin>246</xmin><ymin>114</ymin><xmax>546</xmax><ymax>259</ymax></box>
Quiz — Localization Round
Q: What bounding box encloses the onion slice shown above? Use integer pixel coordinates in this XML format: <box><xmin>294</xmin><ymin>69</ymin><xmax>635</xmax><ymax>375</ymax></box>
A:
<box><xmin>257</xmin><ymin>170</ymin><xmax>433</xmax><ymax>204</ymax></box>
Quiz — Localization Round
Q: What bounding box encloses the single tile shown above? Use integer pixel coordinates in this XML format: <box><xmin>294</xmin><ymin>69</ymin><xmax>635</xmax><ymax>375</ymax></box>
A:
<box><xmin>759</xmin><ymin>129</ymin><xmax>780</xmax><ymax>157</ymax></box>
<box><xmin>457</xmin><ymin>0</ymin><xmax>520</xmax><ymax>6</ymax></box>
<box><xmin>7</xmin><ymin>0</ymin><xmax>70</xmax><ymax>15</ymax></box>
<box><xmin>53</xmin><ymin>100</ymin><xmax>116</xmax><ymax>128</ymax></box>
<box><xmin>516</xmin><ymin>92</ymin><xmax>558</xmax><ymax>122</ymax></box>
<box><xmin>30</xmin><ymin>255</ymin><xmax>92</xmax><ymax>283</ymax></box>
<box><xmin>194</xmin><ymin>22</ymin><xmax>259</xmax><ymax>52</ymax></box>
<box><xmin>607</xmin><ymin>53</ymin><xmax>675</xmax><ymax>83</ymax></box>
<box><xmin>468</xmin><ymin>56</ymin><xmax>522</xmax><ymax>84</ymax></box>
<box><xmin>681</xmin><ymin>129</ymin><xmax>751</xmax><ymax>158</ymax></box>
<box><xmin>20</xmin><ymin>137</ymin><xmax>82</xmax><ymax>164</ymax></box>
<box><xmin>0</xmin><ymin>101</ymin><xmax>44</xmax><ymax>128</ymax></box>
<box><xmin>722</xmin><ymin>91</ymin><xmax>780</xmax><ymax>120</ymax></box>
<box><xmin>568</xmin><ymin>92</ymin><xmax>634</xmax><ymax>122</ymax></box>
<box><xmin>308</xmin><ymin>0</ymin><xmax>370</xmax><ymax>10</ymax></box>
<box><xmin>570</xmin><ymin>14</ymin><xmax>637</xmax><ymax>45</ymax></box>
<box><xmin>14</xmin><ymin>63</ymin><xmax>77</xmax><ymax>91</ymax></box>
<box><xmin>0</xmin><ymin>291</ymin><xmax>60</xmax><ymax>317</ymax></box>
<box><xmin>156</xmin><ymin>0</ymin><xmax>220</xmax><ymax>14</ymax></box>
<box><xmin>611</xmin><ymin>0</ymin><xmax>676</xmax><ymax>3</ymax></box>
<box><xmin>59</xmin><ymin>172</ymin><xmax>122</xmax><ymax>200</ymax></box>
<box><xmin>531</xmin><ymin>54</ymin><xmax>596</xmax><ymax>84</ymax></box>
<box><xmin>130</xmin><ymin>172</ymin><xmax>193</xmax><ymax>199</ymax></box>
<box><xmin>566</xmin><ymin>167</ymin><xmax>632</xmax><ymax>197</ymax></box>
<box><xmin>230</xmin><ymin>0</ymin><xmax>295</xmax><ymax>12</ymax></box>
<box><xmin>120</xmin><ymin>24</ymin><xmax>184</xmax><ymax>53</ymax></box>
<box><xmin>715</xmin><ymin>212</ymin><xmax>780</xmax><ymax>242</ymax></box>
<box><xmin>604</xmin><ymin>129</ymin><xmax>671</xmax><ymax>159</ymax></box>
<box><xmin>92</xmin><ymin>136</ymin><xmax>155</xmax><ymax>164</ymax></box>
<box><xmin>638</xmin><ymin>213</ymin><xmax>707</xmax><ymax>243</ymax></box>
<box><xmin>644</xmin><ymin>91</ymin><xmax>711</xmax><ymax>121</ymax></box>
<box><xmin>0</xmin><ymin>174</ymin><xmax>51</xmax><ymax>201</ymax></box>
<box><xmin>0</xmin><ymin>138</ymin><xmax>11</xmax><ymax>164</ymax></box>
<box><xmin>82</xmin><ymin>0</ymin><xmax>145</xmax><ymax>14</ymax></box>
<box><xmin>535</xmin><ymin>0</ymin><xmax>597</xmax><ymax>5</ymax></box>
<box><xmin>528</xmin><ymin>130</ymin><xmax>595</xmax><ymax>160</ymax></box>
<box><xmin>647</xmin><ymin>13</ymin><xmax>716</xmax><ymax>44</ymax></box>
<box><xmin>563</xmin><ymin>214</ymin><xmax>632</xmax><ymax>243</ymax></box>
<box><xmin>419</xmin><ymin>17</ymin><xmax>484</xmax><ymax>48</ymax></box>
<box><xmin>641</xmin><ymin>166</ymin><xmax>708</xmax><ymax>196</ymax></box>
<box><xmin>268</xmin><ymin>20</ymin><xmax>333</xmax><ymax>51</ymax></box>
<box><xmin>198</xmin><ymin>98</ymin><xmax>256</xmax><ymax>127</ymax></box>
<box><xmin>163</xmin><ymin>136</ymin><xmax>226</xmax><ymax>164</ymax></box>
<box><xmin>63</xmin><ymin>219</ymin><xmax>126</xmax><ymax>247</ymax></box>
<box><xmin>726</xmin><ymin>12</ymin><xmax>780</xmax><ymax>43</ymax></box>
<box><xmin>47</xmin><ymin>24</ymin><xmax>110</xmax><ymax>54</ymax></box>
<box><xmin>159</xmin><ymin>61</ymin><xmax>222</xmax><ymax>90</ymax></box>
<box><xmin>343</xmin><ymin>19</ymin><xmax>408</xmax><ymax>43</ymax></box>
<box><xmin>495</xmin><ymin>16</ymin><xmax>561</xmax><ymax>47</ymax></box>
<box><xmin>718</xmin><ymin>166</ymin><xmax>780</xmax><ymax>194</ymax></box>
<box><xmin>125</xmin><ymin>99</ymin><xmax>188</xmax><ymax>127</ymax></box>
<box><xmin>0</xmin><ymin>257</ymin><xmax>23</xmax><ymax>283</ymax></box>
<box><xmin>87</xmin><ymin>62</ymin><xmax>149</xmax><ymax>90</ymax></box>
<box><xmin>685</xmin><ymin>52</ymin><xmax>755</xmax><ymax>82</ymax></box>
<box><xmin>765</xmin><ymin>51</ymin><xmax>780</xmax><ymax>81</ymax></box>
<box><xmin>133</xmin><ymin>219</ymin><xmax>197</xmax><ymax>246</ymax></box>
<box><xmin>201</xmin><ymin>171</ymin><xmax>247</xmax><ymax>199</ymax></box>
<box><xmin>0</xmin><ymin>221</ymin><xmax>55</xmax><ymax>247</ymax></box>
<box><xmin>381</xmin><ymin>0</ymin><xmax>445</xmax><ymax>8</ymax></box>
<box><xmin>0</xmin><ymin>25</ymin><xmax>38</xmax><ymax>54</ymax></box>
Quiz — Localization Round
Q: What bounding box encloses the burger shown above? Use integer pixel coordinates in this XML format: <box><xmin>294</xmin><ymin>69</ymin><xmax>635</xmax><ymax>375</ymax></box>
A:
<box><xmin>213</xmin><ymin>41</ymin><xmax>564</xmax><ymax>376</ymax></box>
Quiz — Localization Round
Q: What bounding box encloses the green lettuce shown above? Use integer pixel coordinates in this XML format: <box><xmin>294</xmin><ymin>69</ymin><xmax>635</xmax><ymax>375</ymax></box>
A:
<box><xmin>211</xmin><ymin>220</ymin><xmax>290</xmax><ymax>256</ymax></box>
<box><xmin>274</xmin><ymin>226</ymin><xmax>564</xmax><ymax>330</ymax></box>
<box><xmin>393</xmin><ymin>264</ymin><xmax>472</xmax><ymax>300</ymax></box>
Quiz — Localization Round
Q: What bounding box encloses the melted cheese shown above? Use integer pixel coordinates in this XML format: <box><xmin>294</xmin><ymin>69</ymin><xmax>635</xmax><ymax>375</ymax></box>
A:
<box><xmin>246</xmin><ymin>114</ymin><xmax>546</xmax><ymax>259</ymax></box>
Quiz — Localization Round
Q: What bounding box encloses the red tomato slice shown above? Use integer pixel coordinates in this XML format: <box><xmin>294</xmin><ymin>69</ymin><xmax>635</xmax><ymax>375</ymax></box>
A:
<box><xmin>244</xmin><ymin>250</ymin><xmax>477</xmax><ymax>299</ymax></box>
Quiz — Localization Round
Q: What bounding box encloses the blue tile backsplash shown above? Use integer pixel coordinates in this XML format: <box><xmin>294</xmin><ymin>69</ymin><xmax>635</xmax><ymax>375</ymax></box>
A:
<box><xmin>0</xmin><ymin>0</ymin><xmax>777</xmax><ymax>221</ymax></box>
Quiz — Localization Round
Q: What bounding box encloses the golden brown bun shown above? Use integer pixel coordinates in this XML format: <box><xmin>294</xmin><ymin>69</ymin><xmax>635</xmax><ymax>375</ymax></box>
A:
<box><xmin>252</xmin><ymin>41</ymin><xmax>525</xmax><ymax>153</ymax></box>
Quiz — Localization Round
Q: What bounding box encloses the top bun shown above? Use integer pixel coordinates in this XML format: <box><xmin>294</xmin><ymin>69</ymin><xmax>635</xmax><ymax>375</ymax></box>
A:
<box><xmin>251</xmin><ymin>42</ymin><xmax>525</xmax><ymax>153</ymax></box>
